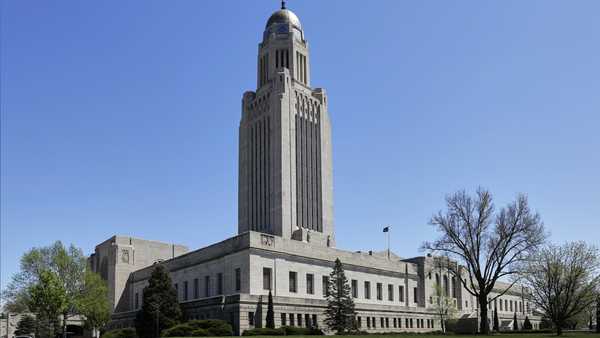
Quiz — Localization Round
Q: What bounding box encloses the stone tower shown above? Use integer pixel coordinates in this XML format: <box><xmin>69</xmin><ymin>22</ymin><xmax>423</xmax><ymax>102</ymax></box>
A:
<box><xmin>238</xmin><ymin>2</ymin><xmax>334</xmax><ymax>247</ymax></box>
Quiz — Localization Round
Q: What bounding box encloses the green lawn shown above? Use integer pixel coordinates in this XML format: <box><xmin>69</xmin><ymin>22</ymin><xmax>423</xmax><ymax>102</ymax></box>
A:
<box><xmin>171</xmin><ymin>333</ymin><xmax>600</xmax><ymax>338</ymax></box>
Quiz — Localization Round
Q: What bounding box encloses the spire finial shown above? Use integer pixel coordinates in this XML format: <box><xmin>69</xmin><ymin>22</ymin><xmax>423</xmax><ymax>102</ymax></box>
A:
<box><xmin>281</xmin><ymin>0</ymin><xmax>286</xmax><ymax>9</ymax></box>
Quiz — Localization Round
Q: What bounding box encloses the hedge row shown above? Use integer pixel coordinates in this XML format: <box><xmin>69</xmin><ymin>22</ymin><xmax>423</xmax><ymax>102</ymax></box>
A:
<box><xmin>162</xmin><ymin>319</ymin><xmax>233</xmax><ymax>337</ymax></box>
<box><xmin>499</xmin><ymin>329</ymin><xmax>555</xmax><ymax>334</ymax></box>
<box><xmin>242</xmin><ymin>326</ymin><xmax>324</xmax><ymax>336</ymax></box>
<box><xmin>102</xmin><ymin>328</ymin><xmax>137</xmax><ymax>338</ymax></box>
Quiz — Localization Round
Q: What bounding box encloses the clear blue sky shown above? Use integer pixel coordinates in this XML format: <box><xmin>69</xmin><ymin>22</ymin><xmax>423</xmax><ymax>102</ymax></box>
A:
<box><xmin>2</xmin><ymin>0</ymin><xmax>599</xmax><ymax>290</ymax></box>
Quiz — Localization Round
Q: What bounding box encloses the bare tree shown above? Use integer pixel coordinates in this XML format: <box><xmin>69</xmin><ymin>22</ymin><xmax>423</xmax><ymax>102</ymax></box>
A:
<box><xmin>522</xmin><ymin>242</ymin><xmax>600</xmax><ymax>336</ymax></box>
<box><xmin>423</xmin><ymin>188</ymin><xmax>546</xmax><ymax>334</ymax></box>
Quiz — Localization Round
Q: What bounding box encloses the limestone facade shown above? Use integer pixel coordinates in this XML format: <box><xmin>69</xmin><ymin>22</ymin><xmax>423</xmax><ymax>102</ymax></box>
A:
<box><xmin>93</xmin><ymin>4</ymin><xmax>542</xmax><ymax>335</ymax></box>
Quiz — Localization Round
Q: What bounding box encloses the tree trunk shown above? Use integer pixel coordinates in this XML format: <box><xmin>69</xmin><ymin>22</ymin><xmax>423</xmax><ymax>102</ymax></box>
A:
<box><xmin>596</xmin><ymin>296</ymin><xmax>600</xmax><ymax>333</ymax></box>
<box><xmin>556</xmin><ymin>325</ymin><xmax>562</xmax><ymax>336</ymax></box>
<box><xmin>63</xmin><ymin>312</ymin><xmax>68</xmax><ymax>338</ymax></box>
<box><xmin>479</xmin><ymin>296</ymin><xmax>489</xmax><ymax>334</ymax></box>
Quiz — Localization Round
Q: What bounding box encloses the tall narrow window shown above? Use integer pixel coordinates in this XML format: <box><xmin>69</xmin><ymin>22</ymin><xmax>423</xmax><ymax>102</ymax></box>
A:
<box><xmin>263</xmin><ymin>268</ymin><xmax>272</xmax><ymax>290</ymax></box>
<box><xmin>204</xmin><ymin>276</ymin><xmax>210</xmax><ymax>297</ymax></box>
<box><xmin>322</xmin><ymin>276</ymin><xmax>329</xmax><ymax>297</ymax></box>
<box><xmin>289</xmin><ymin>271</ymin><xmax>297</xmax><ymax>293</ymax></box>
<box><xmin>399</xmin><ymin>285</ymin><xmax>405</xmax><ymax>302</ymax></box>
<box><xmin>183</xmin><ymin>281</ymin><xmax>189</xmax><ymax>301</ymax></box>
<box><xmin>306</xmin><ymin>274</ymin><xmax>314</xmax><ymax>294</ymax></box>
<box><xmin>452</xmin><ymin>277</ymin><xmax>457</xmax><ymax>298</ymax></box>
<box><xmin>281</xmin><ymin>313</ymin><xmax>287</xmax><ymax>326</ymax></box>
<box><xmin>235</xmin><ymin>268</ymin><xmax>241</xmax><ymax>292</ymax></box>
<box><xmin>135</xmin><ymin>292</ymin><xmax>139</xmax><ymax>309</ymax></box>
<box><xmin>174</xmin><ymin>283</ymin><xmax>179</xmax><ymax>300</ymax></box>
<box><xmin>376</xmin><ymin>283</ymin><xmax>383</xmax><ymax>300</ymax></box>
<box><xmin>364</xmin><ymin>281</ymin><xmax>371</xmax><ymax>299</ymax></box>
<box><xmin>351</xmin><ymin>280</ymin><xmax>358</xmax><ymax>298</ymax></box>
<box><xmin>413</xmin><ymin>287</ymin><xmax>418</xmax><ymax>304</ymax></box>
<box><xmin>194</xmin><ymin>278</ymin><xmax>199</xmax><ymax>299</ymax></box>
<box><xmin>217</xmin><ymin>273</ymin><xmax>223</xmax><ymax>295</ymax></box>
<box><xmin>388</xmin><ymin>284</ymin><xmax>394</xmax><ymax>301</ymax></box>
<box><xmin>443</xmin><ymin>275</ymin><xmax>449</xmax><ymax>296</ymax></box>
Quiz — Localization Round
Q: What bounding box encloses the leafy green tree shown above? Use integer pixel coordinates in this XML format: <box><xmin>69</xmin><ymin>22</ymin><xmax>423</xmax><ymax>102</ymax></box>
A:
<box><xmin>78</xmin><ymin>270</ymin><xmax>111</xmax><ymax>337</ymax></box>
<box><xmin>28</xmin><ymin>270</ymin><xmax>67</xmax><ymax>337</ymax></box>
<box><xmin>135</xmin><ymin>264</ymin><xmax>182</xmax><ymax>338</ymax></box>
<box><xmin>266</xmin><ymin>291</ymin><xmax>275</xmax><ymax>329</ymax></box>
<box><xmin>513</xmin><ymin>312</ymin><xmax>519</xmax><ymax>331</ymax></box>
<box><xmin>324</xmin><ymin>258</ymin><xmax>355</xmax><ymax>334</ymax></box>
<box><xmin>15</xmin><ymin>314</ymin><xmax>36</xmax><ymax>336</ymax></box>
<box><xmin>493</xmin><ymin>307</ymin><xmax>500</xmax><ymax>331</ymax></box>
<box><xmin>1</xmin><ymin>240</ymin><xmax>90</xmax><ymax>338</ymax></box>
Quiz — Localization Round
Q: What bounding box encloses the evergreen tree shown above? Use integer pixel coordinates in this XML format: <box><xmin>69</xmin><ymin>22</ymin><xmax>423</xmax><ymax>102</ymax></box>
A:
<box><xmin>135</xmin><ymin>265</ymin><xmax>182</xmax><ymax>338</ymax></box>
<box><xmin>266</xmin><ymin>291</ymin><xmax>275</xmax><ymax>329</ymax></box>
<box><xmin>524</xmin><ymin>316</ymin><xmax>533</xmax><ymax>330</ymax></box>
<box><xmin>324</xmin><ymin>258</ymin><xmax>356</xmax><ymax>334</ymax></box>
<box><xmin>15</xmin><ymin>314</ymin><xmax>36</xmax><ymax>336</ymax></box>
<box><xmin>493</xmin><ymin>307</ymin><xmax>500</xmax><ymax>331</ymax></box>
<box><xmin>513</xmin><ymin>313</ymin><xmax>519</xmax><ymax>331</ymax></box>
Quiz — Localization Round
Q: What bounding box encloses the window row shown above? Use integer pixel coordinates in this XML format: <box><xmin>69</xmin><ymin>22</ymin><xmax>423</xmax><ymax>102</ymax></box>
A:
<box><xmin>134</xmin><ymin>268</ymin><xmax>243</xmax><ymax>309</ymax></box>
<box><xmin>359</xmin><ymin>316</ymin><xmax>435</xmax><ymax>330</ymax></box>
<box><xmin>488</xmin><ymin>297</ymin><xmax>527</xmax><ymax>313</ymax></box>
<box><xmin>264</xmin><ymin>267</ymin><xmax>417</xmax><ymax>304</ymax></box>
<box><xmin>248</xmin><ymin>312</ymin><xmax>318</xmax><ymax>328</ymax></box>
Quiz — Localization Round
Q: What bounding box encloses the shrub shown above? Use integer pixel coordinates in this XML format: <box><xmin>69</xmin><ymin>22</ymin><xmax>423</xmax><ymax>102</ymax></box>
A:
<box><xmin>190</xmin><ymin>328</ymin><xmax>209</xmax><ymax>336</ymax></box>
<box><xmin>499</xmin><ymin>329</ymin><xmax>555</xmax><ymax>334</ymax></box>
<box><xmin>445</xmin><ymin>318</ymin><xmax>477</xmax><ymax>334</ymax></box>
<box><xmin>242</xmin><ymin>327</ymin><xmax>285</xmax><ymax>336</ymax></box>
<box><xmin>281</xmin><ymin>326</ymin><xmax>324</xmax><ymax>335</ymax></box>
<box><xmin>185</xmin><ymin>319</ymin><xmax>233</xmax><ymax>336</ymax></box>
<box><xmin>162</xmin><ymin>323</ymin><xmax>194</xmax><ymax>337</ymax></box>
<box><xmin>102</xmin><ymin>328</ymin><xmax>138</xmax><ymax>338</ymax></box>
<box><xmin>522</xmin><ymin>316</ymin><xmax>533</xmax><ymax>330</ymax></box>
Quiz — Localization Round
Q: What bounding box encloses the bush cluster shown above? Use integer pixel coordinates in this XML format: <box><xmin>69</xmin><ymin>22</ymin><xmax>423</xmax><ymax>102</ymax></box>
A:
<box><xmin>102</xmin><ymin>328</ymin><xmax>138</xmax><ymax>338</ymax></box>
<box><xmin>242</xmin><ymin>326</ymin><xmax>324</xmax><ymax>336</ymax></box>
<box><xmin>242</xmin><ymin>327</ymin><xmax>285</xmax><ymax>336</ymax></box>
<box><xmin>282</xmin><ymin>326</ymin><xmax>324</xmax><ymax>335</ymax></box>
<box><xmin>161</xmin><ymin>319</ymin><xmax>233</xmax><ymax>337</ymax></box>
<box><xmin>499</xmin><ymin>329</ymin><xmax>555</xmax><ymax>334</ymax></box>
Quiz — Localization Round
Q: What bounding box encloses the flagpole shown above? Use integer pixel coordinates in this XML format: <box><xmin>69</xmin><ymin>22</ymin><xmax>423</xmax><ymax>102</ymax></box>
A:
<box><xmin>387</xmin><ymin>226</ymin><xmax>391</xmax><ymax>259</ymax></box>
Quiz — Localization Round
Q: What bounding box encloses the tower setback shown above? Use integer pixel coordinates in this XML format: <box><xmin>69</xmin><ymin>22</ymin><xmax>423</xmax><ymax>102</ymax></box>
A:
<box><xmin>238</xmin><ymin>7</ymin><xmax>334</xmax><ymax>247</ymax></box>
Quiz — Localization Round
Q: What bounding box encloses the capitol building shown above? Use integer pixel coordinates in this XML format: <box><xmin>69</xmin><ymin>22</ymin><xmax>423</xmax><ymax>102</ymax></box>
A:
<box><xmin>89</xmin><ymin>3</ymin><xmax>541</xmax><ymax>335</ymax></box>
